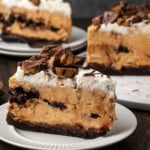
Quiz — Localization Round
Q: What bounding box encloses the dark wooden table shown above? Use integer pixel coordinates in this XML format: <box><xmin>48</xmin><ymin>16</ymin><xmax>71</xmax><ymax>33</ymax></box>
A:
<box><xmin>0</xmin><ymin>19</ymin><xmax>150</xmax><ymax>150</ymax></box>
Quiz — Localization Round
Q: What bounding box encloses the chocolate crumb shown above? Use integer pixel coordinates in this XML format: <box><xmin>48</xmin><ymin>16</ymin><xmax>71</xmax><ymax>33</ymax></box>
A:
<box><xmin>118</xmin><ymin>45</ymin><xmax>129</xmax><ymax>53</ymax></box>
<box><xmin>9</xmin><ymin>87</ymin><xmax>39</xmax><ymax>105</ymax></box>
<box><xmin>84</xmin><ymin>71</ymin><xmax>95</xmax><ymax>77</ymax></box>
<box><xmin>44</xmin><ymin>99</ymin><xmax>67</xmax><ymax>110</ymax></box>
<box><xmin>132</xmin><ymin>89</ymin><xmax>139</xmax><ymax>92</ymax></box>
<box><xmin>90</xmin><ymin>113</ymin><xmax>100</xmax><ymax>119</ymax></box>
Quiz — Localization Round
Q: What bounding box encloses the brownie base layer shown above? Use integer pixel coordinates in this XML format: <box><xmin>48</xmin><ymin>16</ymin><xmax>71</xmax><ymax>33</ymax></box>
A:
<box><xmin>88</xmin><ymin>63</ymin><xmax>150</xmax><ymax>75</ymax></box>
<box><xmin>7</xmin><ymin>112</ymin><xmax>108</xmax><ymax>139</ymax></box>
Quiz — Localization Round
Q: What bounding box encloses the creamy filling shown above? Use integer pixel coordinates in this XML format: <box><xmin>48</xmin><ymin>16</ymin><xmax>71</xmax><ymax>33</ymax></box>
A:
<box><xmin>15</xmin><ymin>67</ymin><xmax>116</xmax><ymax>96</ymax></box>
<box><xmin>100</xmin><ymin>20</ymin><xmax>150</xmax><ymax>34</ymax></box>
<box><xmin>1</xmin><ymin>0</ymin><xmax>71</xmax><ymax>16</ymax></box>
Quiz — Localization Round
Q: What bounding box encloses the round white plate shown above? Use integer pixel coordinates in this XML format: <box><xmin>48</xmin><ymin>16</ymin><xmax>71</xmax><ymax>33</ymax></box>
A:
<box><xmin>0</xmin><ymin>26</ymin><xmax>86</xmax><ymax>55</ymax></box>
<box><xmin>0</xmin><ymin>103</ymin><xmax>137</xmax><ymax>150</ymax></box>
<box><xmin>0</xmin><ymin>42</ymin><xmax>86</xmax><ymax>57</ymax></box>
<box><xmin>112</xmin><ymin>76</ymin><xmax>150</xmax><ymax>111</ymax></box>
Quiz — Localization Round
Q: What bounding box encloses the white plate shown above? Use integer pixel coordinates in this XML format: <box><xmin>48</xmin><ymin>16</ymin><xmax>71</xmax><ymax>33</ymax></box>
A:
<box><xmin>0</xmin><ymin>26</ymin><xmax>86</xmax><ymax>55</ymax></box>
<box><xmin>112</xmin><ymin>76</ymin><xmax>150</xmax><ymax>111</ymax></box>
<box><xmin>0</xmin><ymin>103</ymin><xmax>137</xmax><ymax>150</ymax></box>
<box><xmin>0</xmin><ymin>43</ymin><xmax>86</xmax><ymax>57</ymax></box>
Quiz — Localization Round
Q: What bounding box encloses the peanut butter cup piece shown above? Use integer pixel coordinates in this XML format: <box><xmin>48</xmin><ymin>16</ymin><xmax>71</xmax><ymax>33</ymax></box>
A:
<box><xmin>103</xmin><ymin>11</ymin><xmax>118</xmax><ymax>24</ymax></box>
<box><xmin>21</xmin><ymin>57</ymin><xmax>47</xmax><ymax>74</ymax></box>
<box><xmin>55</xmin><ymin>67</ymin><xmax>77</xmax><ymax>78</ymax></box>
<box><xmin>60</xmin><ymin>48</ymin><xmax>74</xmax><ymax>66</ymax></box>
<box><xmin>73</xmin><ymin>56</ymin><xmax>85</xmax><ymax>67</ymax></box>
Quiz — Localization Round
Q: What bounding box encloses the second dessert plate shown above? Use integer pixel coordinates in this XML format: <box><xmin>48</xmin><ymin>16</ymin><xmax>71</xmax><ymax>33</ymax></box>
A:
<box><xmin>112</xmin><ymin>76</ymin><xmax>150</xmax><ymax>111</ymax></box>
<box><xmin>0</xmin><ymin>103</ymin><xmax>137</xmax><ymax>150</ymax></box>
<box><xmin>0</xmin><ymin>26</ymin><xmax>86</xmax><ymax>56</ymax></box>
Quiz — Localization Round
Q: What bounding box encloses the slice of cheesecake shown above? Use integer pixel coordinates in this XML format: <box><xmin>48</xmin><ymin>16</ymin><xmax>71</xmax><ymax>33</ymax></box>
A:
<box><xmin>7</xmin><ymin>45</ymin><xmax>116</xmax><ymax>138</ymax></box>
<box><xmin>87</xmin><ymin>2</ymin><xmax>150</xmax><ymax>75</ymax></box>
<box><xmin>0</xmin><ymin>0</ymin><xmax>72</xmax><ymax>42</ymax></box>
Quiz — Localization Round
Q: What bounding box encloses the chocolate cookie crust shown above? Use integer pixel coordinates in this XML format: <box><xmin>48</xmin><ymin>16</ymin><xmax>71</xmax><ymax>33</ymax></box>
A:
<box><xmin>7</xmin><ymin>112</ymin><xmax>108</xmax><ymax>139</ymax></box>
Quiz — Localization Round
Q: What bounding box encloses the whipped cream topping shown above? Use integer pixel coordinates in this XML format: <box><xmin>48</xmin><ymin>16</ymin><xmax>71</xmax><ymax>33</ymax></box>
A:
<box><xmin>100</xmin><ymin>20</ymin><xmax>150</xmax><ymax>34</ymax></box>
<box><xmin>15</xmin><ymin>67</ymin><xmax>115</xmax><ymax>95</ymax></box>
<box><xmin>2</xmin><ymin>0</ymin><xmax>71</xmax><ymax>16</ymax></box>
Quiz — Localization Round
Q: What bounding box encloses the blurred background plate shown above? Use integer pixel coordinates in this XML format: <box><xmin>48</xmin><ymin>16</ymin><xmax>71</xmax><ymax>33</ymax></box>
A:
<box><xmin>0</xmin><ymin>26</ymin><xmax>86</xmax><ymax>55</ymax></box>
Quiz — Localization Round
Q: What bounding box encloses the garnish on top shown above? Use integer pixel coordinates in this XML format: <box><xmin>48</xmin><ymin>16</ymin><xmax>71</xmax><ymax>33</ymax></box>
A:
<box><xmin>19</xmin><ymin>45</ymin><xmax>85</xmax><ymax>78</ymax></box>
<box><xmin>92</xmin><ymin>1</ymin><xmax>150</xmax><ymax>27</ymax></box>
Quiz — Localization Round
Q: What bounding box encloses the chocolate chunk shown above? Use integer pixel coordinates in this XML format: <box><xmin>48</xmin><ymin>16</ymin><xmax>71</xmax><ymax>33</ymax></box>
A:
<box><xmin>44</xmin><ymin>99</ymin><xmax>67</xmax><ymax>110</ymax></box>
<box><xmin>4</xmin><ymin>14</ymin><xmax>15</xmax><ymax>26</ymax></box>
<box><xmin>17</xmin><ymin>15</ymin><xmax>26</xmax><ymax>23</ymax></box>
<box><xmin>21</xmin><ymin>57</ymin><xmax>47</xmax><ymax>74</ymax></box>
<box><xmin>117</xmin><ymin>45</ymin><xmax>129</xmax><ymax>53</ymax></box>
<box><xmin>9</xmin><ymin>87</ymin><xmax>39</xmax><ymax>105</ymax></box>
<box><xmin>90</xmin><ymin>113</ymin><xmax>100</xmax><ymax>119</ymax></box>
<box><xmin>51</xmin><ymin>26</ymin><xmax>60</xmax><ymax>32</ymax></box>
<box><xmin>48</xmin><ymin>47</ymin><xmax>74</xmax><ymax>68</ymax></box>
<box><xmin>103</xmin><ymin>11</ymin><xmax>118</xmax><ymax>24</ymax></box>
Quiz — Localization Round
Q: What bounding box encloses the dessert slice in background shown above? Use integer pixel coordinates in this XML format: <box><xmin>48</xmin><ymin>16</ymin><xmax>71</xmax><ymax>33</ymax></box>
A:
<box><xmin>0</xmin><ymin>0</ymin><xmax>72</xmax><ymax>43</ymax></box>
<box><xmin>7</xmin><ymin>45</ymin><xmax>116</xmax><ymax>138</ymax></box>
<box><xmin>87</xmin><ymin>2</ymin><xmax>150</xmax><ymax>75</ymax></box>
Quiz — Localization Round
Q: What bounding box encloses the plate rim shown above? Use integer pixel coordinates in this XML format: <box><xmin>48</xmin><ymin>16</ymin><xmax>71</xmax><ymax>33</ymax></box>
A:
<box><xmin>0</xmin><ymin>103</ymin><xmax>137</xmax><ymax>150</ymax></box>
<box><xmin>112</xmin><ymin>76</ymin><xmax>150</xmax><ymax>111</ymax></box>
<box><xmin>0</xmin><ymin>26</ymin><xmax>86</xmax><ymax>54</ymax></box>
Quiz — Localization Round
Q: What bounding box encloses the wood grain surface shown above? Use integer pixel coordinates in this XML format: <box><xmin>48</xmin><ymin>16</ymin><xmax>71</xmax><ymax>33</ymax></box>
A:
<box><xmin>0</xmin><ymin>18</ymin><xmax>150</xmax><ymax>150</ymax></box>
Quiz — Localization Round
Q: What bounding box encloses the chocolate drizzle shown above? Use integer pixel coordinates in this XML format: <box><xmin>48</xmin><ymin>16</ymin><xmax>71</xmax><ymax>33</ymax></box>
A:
<box><xmin>84</xmin><ymin>71</ymin><xmax>95</xmax><ymax>77</ymax></box>
<box><xmin>92</xmin><ymin>2</ymin><xmax>150</xmax><ymax>27</ymax></box>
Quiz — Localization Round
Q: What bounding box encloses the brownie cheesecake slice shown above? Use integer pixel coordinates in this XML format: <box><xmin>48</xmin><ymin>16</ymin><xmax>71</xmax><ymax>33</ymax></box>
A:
<box><xmin>7</xmin><ymin>45</ymin><xmax>116</xmax><ymax>138</ymax></box>
<box><xmin>0</xmin><ymin>0</ymin><xmax>72</xmax><ymax>42</ymax></box>
<box><xmin>87</xmin><ymin>2</ymin><xmax>150</xmax><ymax>75</ymax></box>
